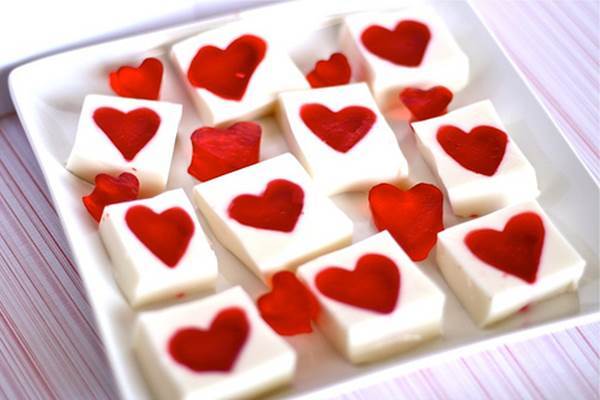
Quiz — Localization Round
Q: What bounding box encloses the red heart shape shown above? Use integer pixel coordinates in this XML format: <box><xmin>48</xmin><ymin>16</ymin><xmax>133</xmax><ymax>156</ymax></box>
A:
<box><xmin>109</xmin><ymin>57</ymin><xmax>163</xmax><ymax>100</ymax></box>
<box><xmin>82</xmin><ymin>172</ymin><xmax>139</xmax><ymax>222</ymax></box>
<box><xmin>465</xmin><ymin>212</ymin><xmax>545</xmax><ymax>284</ymax></box>
<box><xmin>437</xmin><ymin>125</ymin><xmax>508</xmax><ymax>176</ymax></box>
<box><xmin>93</xmin><ymin>107</ymin><xmax>161</xmax><ymax>161</ymax></box>
<box><xmin>187</xmin><ymin>34</ymin><xmax>267</xmax><ymax>101</ymax></box>
<box><xmin>361</xmin><ymin>20</ymin><xmax>431</xmax><ymax>66</ymax></box>
<box><xmin>257</xmin><ymin>271</ymin><xmax>319</xmax><ymax>336</ymax></box>
<box><xmin>187</xmin><ymin>122</ymin><xmax>261</xmax><ymax>182</ymax></box>
<box><xmin>168</xmin><ymin>307</ymin><xmax>249</xmax><ymax>372</ymax></box>
<box><xmin>315</xmin><ymin>253</ymin><xmax>400</xmax><ymax>314</ymax></box>
<box><xmin>300</xmin><ymin>104</ymin><xmax>376</xmax><ymax>153</ymax></box>
<box><xmin>125</xmin><ymin>205</ymin><xmax>195</xmax><ymax>267</ymax></box>
<box><xmin>306</xmin><ymin>53</ymin><xmax>352</xmax><ymax>88</ymax></box>
<box><xmin>369</xmin><ymin>183</ymin><xmax>444</xmax><ymax>261</ymax></box>
<box><xmin>228</xmin><ymin>179</ymin><xmax>304</xmax><ymax>232</ymax></box>
<box><xmin>400</xmin><ymin>86</ymin><xmax>453</xmax><ymax>121</ymax></box>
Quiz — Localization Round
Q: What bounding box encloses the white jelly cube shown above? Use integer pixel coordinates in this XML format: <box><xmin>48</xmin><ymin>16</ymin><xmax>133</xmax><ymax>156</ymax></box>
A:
<box><xmin>66</xmin><ymin>94</ymin><xmax>182</xmax><ymax>197</ymax></box>
<box><xmin>171</xmin><ymin>21</ymin><xmax>308</xmax><ymax>126</ymax></box>
<box><xmin>99</xmin><ymin>189</ymin><xmax>217</xmax><ymax>307</ymax></box>
<box><xmin>297</xmin><ymin>231</ymin><xmax>445</xmax><ymax>363</ymax></box>
<box><xmin>134</xmin><ymin>286</ymin><xmax>296</xmax><ymax>400</ymax></box>
<box><xmin>340</xmin><ymin>6</ymin><xmax>469</xmax><ymax>107</ymax></box>
<box><xmin>193</xmin><ymin>153</ymin><xmax>353</xmax><ymax>282</ymax></box>
<box><xmin>437</xmin><ymin>201</ymin><xmax>585</xmax><ymax>327</ymax></box>
<box><xmin>277</xmin><ymin>83</ymin><xmax>408</xmax><ymax>195</ymax></box>
<box><xmin>412</xmin><ymin>100</ymin><xmax>539</xmax><ymax>217</ymax></box>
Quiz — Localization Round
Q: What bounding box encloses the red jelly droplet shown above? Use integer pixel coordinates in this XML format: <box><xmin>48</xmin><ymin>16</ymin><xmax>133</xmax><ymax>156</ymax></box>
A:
<box><xmin>306</xmin><ymin>53</ymin><xmax>352</xmax><ymax>88</ymax></box>
<box><xmin>187</xmin><ymin>121</ymin><xmax>261</xmax><ymax>182</ymax></box>
<box><xmin>361</xmin><ymin>20</ymin><xmax>431</xmax><ymax>66</ymax></box>
<box><xmin>93</xmin><ymin>107</ymin><xmax>161</xmax><ymax>161</ymax></box>
<box><xmin>369</xmin><ymin>182</ymin><xmax>444</xmax><ymax>261</ymax></box>
<box><xmin>315</xmin><ymin>253</ymin><xmax>400</xmax><ymax>314</ymax></box>
<box><xmin>300</xmin><ymin>103</ymin><xmax>376</xmax><ymax>153</ymax></box>
<box><xmin>187</xmin><ymin>35</ymin><xmax>267</xmax><ymax>101</ymax></box>
<box><xmin>168</xmin><ymin>307</ymin><xmax>249</xmax><ymax>372</ymax></box>
<box><xmin>437</xmin><ymin>125</ymin><xmax>508</xmax><ymax>176</ymax></box>
<box><xmin>465</xmin><ymin>212</ymin><xmax>545</xmax><ymax>284</ymax></box>
<box><xmin>109</xmin><ymin>57</ymin><xmax>163</xmax><ymax>100</ymax></box>
<box><xmin>257</xmin><ymin>271</ymin><xmax>319</xmax><ymax>336</ymax></box>
<box><xmin>228</xmin><ymin>179</ymin><xmax>304</xmax><ymax>233</ymax></box>
<box><xmin>125</xmin><ymin>205</ymin><xmax>195</xmax><ymax>267</ymax></box>
<box><xmin>82</xmin><ymin>172</ymin><xmax>139</xmax><ymax>222</ymax></box>
<box><xmin>399</xmin><ymin>86</ymin><xmax>453</xmax><ymax>121</ymax></box>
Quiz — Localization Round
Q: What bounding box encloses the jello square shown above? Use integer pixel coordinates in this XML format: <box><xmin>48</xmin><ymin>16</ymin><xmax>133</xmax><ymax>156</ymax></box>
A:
<box><xmin>437</xmin><ymin>201</ymin><xmax>585</xmax><ymax>327</ymax></box>
<box><xmin>412</xmin><ymin>100</ymin><xmax>539</xmax><ymax>217</ymax></box>
<box><xmin>277</xmin><ymin>83</ymin><xmax>409</xmax><ymax>195</ymax></box>
<box><xmin>193</xmin><ymin>153</ymin><xmax>353</xmax><ymax>282</ymax></box>
<box><xmin>297</xmin><ymin>231</ymin><xmax>445</xmax><ymax>364</ymax></box>
<box><xmin>340</xmin><ymin>6</ymin><xmax>469</xmax><ymax>107</ymax></box>
<box><xmin>66</xmin><ymin>94</ymin><xmax>182</xmax><ymax>197</ymax></box>
<box><xmin>170</xmin><ymin>21</ymin><xmax>309</xmax><ymax>126</ymax></box>
<box><xmin>99</xmin><ymin>188</ymin><xmax>217</xmax><ymax>307</ymax></box>
<box><xmin>134</xmin><ymin>286</ymin><xmax>296</xmax><ymax>400</ymax></box>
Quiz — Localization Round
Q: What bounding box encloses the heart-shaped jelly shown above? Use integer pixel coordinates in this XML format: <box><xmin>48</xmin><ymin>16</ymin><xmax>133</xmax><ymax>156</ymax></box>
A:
<box><xmin>228</xmin><ymin>179</ymin><xmax>304</xmax><ymax>233</ymax></box>
<box><xmin>168</xmin><ymin>307</ymin><xmax>249</xmax><ymax>372</ymax></box>
<box><xmin>109</xmin><ymin>57</ymin><xmax>163</xmax><ymax>100</ymax></box>
<box><xmin>187</xmin><ymin>121</ymin><xmax>261</xmax><ymax>182</ymax></box>
<box><xmin>257</xmin><ymin>271</ymin><xmax>319</xmax><ymax>336</ymax></box>
<box><xmin>82</xmin><ymin>172</ymin><xmax>139</xmax><ymax>222</ymax></box>
<box><xmin>187</xmin><ymin>35</ymin><xmax>267</xmax><ymax>101</ymax></box>
<box><xmin>315</xmin><ymin>253</ymin><xmax>400</xmax><ymax>314</ymax></box>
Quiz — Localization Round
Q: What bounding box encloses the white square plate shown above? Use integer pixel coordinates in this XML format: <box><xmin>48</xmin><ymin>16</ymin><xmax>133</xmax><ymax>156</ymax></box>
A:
<box><xmin>9</xmin><ymin>1</ymin><xmax>599</xmax><ymax>399</ymax></box>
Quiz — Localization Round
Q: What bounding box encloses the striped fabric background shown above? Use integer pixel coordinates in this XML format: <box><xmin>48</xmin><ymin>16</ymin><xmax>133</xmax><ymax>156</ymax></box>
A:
<box><xmin>0</xmin><ymin>1</ymin><xmax>598</xmax><ymax>399</ymax></box>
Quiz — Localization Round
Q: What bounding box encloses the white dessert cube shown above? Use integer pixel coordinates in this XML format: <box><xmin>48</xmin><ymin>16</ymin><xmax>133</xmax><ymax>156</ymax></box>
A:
<box><xmin>412</xmin><ymin>100</ymin><xmax>539</xmax><ymax>217</ymax></box>
<box><xmin>340</xmin><ymin>6</ymin><xmax>469</xmax><ymax>107</ymax></box>
<box><xmin>171</xmin><ymin>21</ymin><xmax>308</xmax><ymax>126</ymax></box>
<box><xmin>99</xmin><ymin>189</ymin><xmax>217</xmax><ymax>307</ymax></box>
<box><xmin>135</xmin><ymin>286</ymin><xmax>296</xmax><ymax>400</ymax></box>
<box><xmin>297</xmin><ymin>231</ymin><xmax>445</xmax><ymax>363</ymax></box>
<box><xmin>277</xmin><ymin>83</ymin><xmax>409</xmax><ymax>195</ymax></box>
<box><xmin>66</xmin><ymin>94</ymin><xmax>182</xmax><ymax>197</ymax></box>
<box><xmin>193</xmin><ymin>153</ymin><xmax>353</xmax><ymax>282</ymax></box>
<box><xmin>437</xmin><ymin>201</ymin><xmax>585</xmax><ymax>327</ymax></box>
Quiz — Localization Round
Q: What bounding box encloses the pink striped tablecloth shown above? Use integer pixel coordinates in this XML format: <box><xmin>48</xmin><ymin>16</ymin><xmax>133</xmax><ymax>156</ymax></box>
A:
<box><xmin>0</xmin><ymin>1</ymin><xmax>598</xmax><ymax>399</ymax></box>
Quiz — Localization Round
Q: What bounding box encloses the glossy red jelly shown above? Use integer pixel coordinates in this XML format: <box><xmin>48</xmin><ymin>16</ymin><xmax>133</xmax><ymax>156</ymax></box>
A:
<box><xmin>361</xmin><ymin>20</ymin><xmax>431</xmax><ymax>66</ymax></box>
<box><xmin>93</xmin><ymin>107</ymin><xmax>160</xmax><ymax>161</ymax></box>
<box><xmin>437</xmin><ymin>125</ymin><xmax>508</xmax><ymax>176</ymax></box>
<box><xmin>187</xmin><ymin>122</ymin><xmax>261</xmax><ymax>182</ymax></box>
<box><xmin>257</xmin><ymin>271</ymin><xmax>319</xmax><ymax>336</ymax></box>
<box><xmin>300</xmin><ymin>104</ymin><xmax>376</xmax><ymax>153</ymax></box>
<box><xmin>168</xmin><ymin>307</ymin><xmax>249</xmax><ymax>372</ymax></box>
<box><xmin>125</xmin><ymin>205</ymin><xmax>194</xmax><ymax>267</ymax></box>
<box><xmin>227</xmin><ymin>179</ymin><xmax>304</xmax><ymax>232</ymax></box>
<box><xmin>187</xmin><ymin>34</ymin><xmax>267</xmax><ymax>101</ymax></box>
<box><xmin>465</xmin><ymin>212</ymin><xmax>545</xmax><ymax>284</ymax></box>
<box><xmin>82</xmin><ymin>172</ymin><xmax>139</xmax><ymax>222</ymax></box>
<box><xmin>399</xmin><ymin>86</ymin><xmax>453</xmax><ymax>121</ymax></box>
<box><xmin>315</xmin><ymin>253</ymin><xmax>400</xmax><ymax>314</ymax></box>
<box><xmin>109</xmin><ymin>57</ymin><xmax>163</xmax><ymax>100</ymax></box>
<box><xmin>306</xmin><ymin>53</ymin><xmax>351</xmax><ymax>88</ymax></box>
<box><xmin>369</xmin><ymin>183</ymin><xmax>444</xmax><ymax>261</ymax></box>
